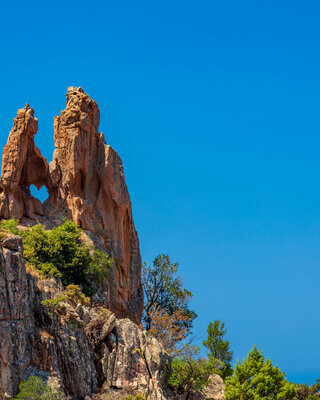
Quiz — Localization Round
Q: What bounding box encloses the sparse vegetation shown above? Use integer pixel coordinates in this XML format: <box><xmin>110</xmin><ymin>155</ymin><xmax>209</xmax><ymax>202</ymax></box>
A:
<box><xmin>13</xmin><ymin>376</ymin><xmax>65</xmax><ymax>400</ymax></box>
<box><xmin>41</xmin><ymin>285</ymin><xmax>89</xmax><ymax>329</ymax></box>
<box><xmin>0</xmin><ymin>217</ymin><xmax>19</xmax><ymax>235</ymax></box>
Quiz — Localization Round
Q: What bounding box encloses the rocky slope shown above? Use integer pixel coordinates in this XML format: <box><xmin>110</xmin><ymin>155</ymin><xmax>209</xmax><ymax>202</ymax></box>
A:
<box><xmin>0</xmin><ymin>234</ymin><xmax>225</xmax><ymax>399</ymax></box>
<box><xmin>0</xmin><ymin>88</ymin><xmax>143</xmax><ymax>323</ymax></box>
<box><xmin>0</xmin><ymin>234</ymin><xmax>169</xmax><ymax>398</ymax></box>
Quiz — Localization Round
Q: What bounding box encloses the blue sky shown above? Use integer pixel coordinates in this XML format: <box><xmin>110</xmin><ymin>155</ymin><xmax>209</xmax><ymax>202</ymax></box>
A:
<box><xmin>1</xmin><ymin>0</ymin><xmax>320</xmax><ymax>384</ymax></box>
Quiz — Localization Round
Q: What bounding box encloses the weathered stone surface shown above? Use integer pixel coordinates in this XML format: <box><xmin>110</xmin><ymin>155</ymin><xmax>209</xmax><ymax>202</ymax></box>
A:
<box><xmin>0</xmin><ymin>87</ymin><xmax>143</xmax><ymax>324</ymax></box>
<box><xmin>189</xmin><ymin>375</ymin><xmax>225</xmax><ymax>400</ymax></box>
<box><xmin>202</xmin><ymin>375</ymin><xmax>225</xmax><ymax>400</ymax></box>
<box><xmin>0</xmin><ymin>246</ymin><xmax>224</xmax><ymax>399</ymax></box>
<box><xmin>0</xmin><ymin>237</ymin><xmax>98</xmax><ymax>399</ymax></box>
<box><xmin>45</xmin><ymin>87</ymin><xmax>143</xmax><ymax>323</ymax></box>
<box><xmin>0</xmin><ymin>245</ymin><xmax>171</xmax><ymax>399</ymax></box>
<box><xmin>102</xmin><ymin>318</ymin><xmax>171</xmax><ymax>400</ymax></box>
<box><xmin>0</xmin><ymin>237</ymin><xmax>33</xmax><ymax>398</ymax></box>
<box><xmin>0</xmin><ymin>104</ymin><xmax>49</xmax><ymax>220</ymax></box>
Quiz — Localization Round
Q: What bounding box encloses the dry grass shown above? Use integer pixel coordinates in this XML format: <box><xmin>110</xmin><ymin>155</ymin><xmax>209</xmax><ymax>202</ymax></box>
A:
<box><xmin>26</xmin><ymin>263</ymin><xmax>41</xmax><ymax>279</ymax></box>
<box><xmin>39</xmin><ymin>328</ymin><xmax>54</xmax><ymax>340</ymax></box>
<box><xmin>0</xmin><ymin>229</ymin><xmax>9</xmax><ymax>243</ymax></box>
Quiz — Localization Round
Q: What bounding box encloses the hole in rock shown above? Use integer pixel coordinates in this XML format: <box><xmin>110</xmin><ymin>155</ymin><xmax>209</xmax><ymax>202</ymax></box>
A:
<box><xmin>30</xmin><ymin>185</ymin><xmax>49</xmax><ymax>203</ymax></box>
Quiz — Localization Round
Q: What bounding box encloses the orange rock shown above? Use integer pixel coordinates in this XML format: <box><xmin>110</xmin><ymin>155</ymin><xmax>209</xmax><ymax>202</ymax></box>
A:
<box><xmin>0</xmin><ymin>87</ymin><xmax>143</xmax><ymax>323</ymax></box>
<box><xmin>0</xmin><ymin>104</ymin><xmax>49</xmax><ymax>220</ymax></box>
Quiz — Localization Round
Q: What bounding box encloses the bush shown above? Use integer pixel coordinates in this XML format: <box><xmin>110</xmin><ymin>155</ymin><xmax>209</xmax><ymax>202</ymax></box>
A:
<box><xmin>133</xmin><ymin>395</ymin><xmax>146</xmax><ymax>400</ymax></box>
<box><xmin>0</xmin><ymin>217</ymin><xmax>19</xmax><ymax>235</ymax></box>
<box><xmin>64</xmin><ymin>284</ymin><xmax>90</xmax><ymax>306</ymax></box>
<box><xmin>14</xmin><ymin>376</ymin><xmax>64</xmax><ymax>400</ymax></box>
<box><xmin>169</xmin><ymin>344</ymin><xmax>215</xmax><ymax>395</ymax></box>
<box><xmin>21</xmin><ymin>220</ymin><xmax>112</xmax><ymax>294</ymax></box>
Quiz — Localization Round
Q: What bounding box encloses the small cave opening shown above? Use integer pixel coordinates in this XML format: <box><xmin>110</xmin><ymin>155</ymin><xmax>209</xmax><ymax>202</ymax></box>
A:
<box><xmin>30</xmin><ymin>184</ymin><xmax>49</xmax><ymax>203</ymax></box>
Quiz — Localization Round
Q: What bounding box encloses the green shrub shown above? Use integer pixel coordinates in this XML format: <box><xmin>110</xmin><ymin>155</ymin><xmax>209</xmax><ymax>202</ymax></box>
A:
<box><xmin>169</xmin><ymin>344</ymin><xmax>215</xmax><ymax>395</ymax></box>
<box><xmin>133</xmin><ymin>395</ymin><xmax>146</xmax><ymax>400</ymax></box>
<box><xmin>88</xmin><ymin>248</ymin><xmax>113</xmax><ymax>282</ymax></box>
<box><xmin>64</xmin><ymin>284</ymin><xmax>90</xmax><ymax>306</ymax></box>
<box><xmin>21</xmin><ymin>220</ymin><xmax>112</xmax><ymax>294</ymax></box>
<box><xmin>0</xmin><ymin>217</ymin><xmax>19</xmax><ymax>235</ymax></box>
<box><xmin>14</xmin><ymin>376</ymin><xmax>64</xmax><ymax>400</ymax></box>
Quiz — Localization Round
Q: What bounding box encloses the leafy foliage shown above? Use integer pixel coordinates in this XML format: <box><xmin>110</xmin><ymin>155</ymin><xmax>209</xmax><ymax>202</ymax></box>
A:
<box><xmin>148</xmin><ymin>306</ymin><xmax>191</xmax><ymax>356</ymax></box>
<box><xmin>21</xmin><ymin>220</ymin><xmax>112</xmax><ymax>294</ymax></box>
<box><xmin>0</xmin><ymin>217</ymin><xmax>19</xmax><ymax>235</ymax></box>
<box><xmin>14</xmin><ymin>376</ymin><xmax>65</xmax><ymax>400</ymax></box>
<box><xmin>297</xmin><ymin>380</ymin><xmax>320</xmax><ymax>400</ymax></box>
<box><xmin>203</xmin><ymin>320</ymin><xmax>233</xmax><ymax>378</ymax></box>
<box><xmin>225</xmin><ymin>346</ymin><xmax>297</xmax><ymax>400</ymax></box>
<box><xmin>169</xmin><ymin>344</ymin><xmax>216</xmax><ymax>395</ymax></box>
<box><xmin>142</xmin><ymin>254</ymin><xmax>197</xmax><ymax>333</ymax></box>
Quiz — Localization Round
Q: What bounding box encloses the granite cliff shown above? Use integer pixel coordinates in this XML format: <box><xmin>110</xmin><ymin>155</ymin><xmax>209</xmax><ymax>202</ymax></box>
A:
<box><xmin>0</xmin><ymin>87</ymin><xmax>143</xmax><ymax>323</ymax></box>
<box><xmin>0</xmin><ymin>88</ymin><xmax>225</xmax><ymax>400</ymax></box>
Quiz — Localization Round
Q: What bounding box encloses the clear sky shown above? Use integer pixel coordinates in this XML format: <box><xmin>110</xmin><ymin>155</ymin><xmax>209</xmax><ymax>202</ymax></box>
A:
<box><xmin>1</xmin><ymin>0</ymin><xmax>320</xmax><ymax>384</ymax></box>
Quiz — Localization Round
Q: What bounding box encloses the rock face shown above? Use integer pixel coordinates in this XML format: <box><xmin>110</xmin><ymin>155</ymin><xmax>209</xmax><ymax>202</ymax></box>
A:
<box><xmin>103</xmin><ymin>318</ymin><xmax>171</xmax><ymax>399</ymax></box>
<box><xmin>0</xmin><ymin>105</ymin><xmax>49</xmax><ymax>220</ymax></box>
<box><xmin>0</xmin><ymin>234</ymin><xmax>224</xmax><ymax>400</ymax></box>
<box><xmin>0</xmin><ymin>237</ymin><xmax>171</xmax><ymax>399</ymax></box>
<box><xmin>0</xmin><ymin>87</ymin><xmax>143</xmax><ymax>323</ymax></box>
<box><xmin>0</xmin><ymin>89</ymin><xmax>225</xmax><ymax>400</ymax></box>
<box><xmin>0</xmin><ymin>235</ymin><xmax>32</xmax><ymax>398</ymax></box>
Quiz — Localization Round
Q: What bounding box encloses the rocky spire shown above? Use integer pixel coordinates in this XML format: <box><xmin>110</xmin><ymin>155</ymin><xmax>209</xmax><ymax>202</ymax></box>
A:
<box><xmin>0</xmin><ymin>87</ymin><xmax>143</xmax><ymax>323</ymax></box>
<box><xmin>0</xmin><ymin>104</ymin><xmax>49</xmax><ymax>220</ymax></box>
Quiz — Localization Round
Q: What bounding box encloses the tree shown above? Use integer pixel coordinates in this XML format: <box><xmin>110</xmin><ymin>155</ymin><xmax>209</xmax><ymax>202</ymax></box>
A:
<box><xmin>142</xmin><ymin>254</ymin><xmax>197</xmax><ymax>333</ymax></box>
<box><xmin>297</xmin><ymin>380</ymin><xmax>320</xmax><ymax>400</ymax></box>
<box><xmin>14</xmin><ymin>376</ymin><xmax>65</xmax><ymax>400</ymax></box>
<box><xmin>169</xmin><ymin>344</ymin><xmax>216</xmax><ymax>399</ymax></box>
<box><xmin>203</xmin><ymin>320</ymin><xmax>233</xmax><ymax>378</ymax></box>
<box><xmin>148</xmin><ymin>306</ymin><xmax>191</xmax><ymax>356</ymax></box>
<box><xmin>225</xmin><ymin>346</ymin><xmax>297</xmax><ymax>400</ymax></box>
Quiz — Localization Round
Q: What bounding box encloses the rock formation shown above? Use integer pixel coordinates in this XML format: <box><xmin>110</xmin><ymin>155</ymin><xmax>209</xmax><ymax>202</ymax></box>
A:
<box><xmin>0</xmin><ymin>235</ymin><xmax>225</xmax><ymax>399</ymax></box>
<box><xmin>0</xmin><ymin>234</ymin><xmax>165</xmax><ymax>398</ymax></box>
<box><xmin>0</xmin><ymin>87</ymin><xmax>143</xmax><ymax>323</ymax></box>
<box><xmin>0</xmin><ymin>89</ymin><xmax>225</xmax><ymax>400</ymax></box>
<box><xmin>0</xmin><ymin>105</ymin><xmax>49</xmax><ymax>220</ymax></box>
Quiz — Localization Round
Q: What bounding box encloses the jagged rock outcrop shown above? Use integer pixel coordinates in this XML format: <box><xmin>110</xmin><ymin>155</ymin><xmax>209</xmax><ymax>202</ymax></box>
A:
<box><xmin>103</xmin><ymin>318</ymin><xmax>171</xmax><ymax>399</ymax></box>
<box><xmin>0</xmin><ymin>236</ymin><xmax>224</xmax><ymax>400</ymax></box>
<box><xmin>0</xmin><ymin>237</ymin><xmax>170</xmax><ymax>399</ymax></box>
<box><xmin>0</xmin><ymin>235</ymin><xmax>32</xmax><ymax>398</ymax></box>
<box><xmin>189</xmin><ymin>376</ymin><xmax>225</xmax><ymax>400</ymax></box>
<box><xmin>0</xmin><ymin>87</ymin><xmax>143</xmax><ymax>323</ymax></box>
<box><xmin>0</xmin><ymin>89</ymin><xmax>225</xmax><ymax>400</ymax></box>
<box><xmin>0</xmin><ymin>105</ymin><xmax>49</xmax><ymax>220</ymax></box>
